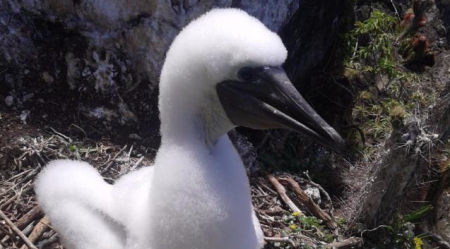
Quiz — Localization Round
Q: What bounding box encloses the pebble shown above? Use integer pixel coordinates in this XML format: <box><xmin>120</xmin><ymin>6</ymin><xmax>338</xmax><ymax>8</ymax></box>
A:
<box><xmin>20</xmin><ymin>110</ymin><xmax>30</xmax><ymax>124</ymax></box>
<box><xmin>4</xmin><ymin>96</ymin><xmax>14</xmax><ymax>107</ymax></box>
<box><xmin>22</xmin><ymin>93</ymin><xmax>34</xmax><ymax>102</ymax></box>
<box><xmin>42</xmin><ymin>72</ymin><xmax>54</xmax><ymax>83</ymax></box>
<box><xmin>129</xmin><ymin>133</ymin><xmax>142</xmax><ymax>140</ymax></box>
<box><xmin>304</xmin><ymin>186</ymin><xmax>321</xmax><ymax>204</ymax></box>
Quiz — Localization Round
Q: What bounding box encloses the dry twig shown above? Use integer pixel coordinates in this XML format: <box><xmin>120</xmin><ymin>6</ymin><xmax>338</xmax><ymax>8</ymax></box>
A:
<box><xmin>100</xmin><ymin>145</ymin><xmax>127</xmax><ymax>174</ymax></box>
<box><xmin>0</xmin><ymin>186</ymin><xmax>33</xmax><ymax>210</ymax></box>
<box><xmin>264</xmin><ymin>237</ymin><xmax>297</xmax><ymax>248</ymax></box>
<box><xmin>15</xmin><ymin>207</ymin><xmax>43</xmax><ymax>230</ymax></box>
<box><xmin>20</xmin><ymin>216</ymin><xmax>49</xmax><ymax>249</ymax></box>
<box><xmin>36</xmin><ymin>233</ymin><xmax>57</xmax><ymax>249</ymax></box>
<box><xmin>265</xmin><ymin>174</ymin><xmax>303</xmax><ymax>215</ymax></box>
<box><xmin>0</xmin><ymin>209</ymin><xmax>37</xmax><ymax>249</ymax></box>
<box><xmin>0</xmin><ymin>170</ymin><xmax>37</xmax><ymax>198</ymax></box>
<box><xmin>326</xmin><ymin>237</ymin><xmax>363</xmax><ymax>248</ymax></box>
<box><xmin>278</xmin><ymin>176</ymin><xmax>337</xmax><ymax>229</ymax></box>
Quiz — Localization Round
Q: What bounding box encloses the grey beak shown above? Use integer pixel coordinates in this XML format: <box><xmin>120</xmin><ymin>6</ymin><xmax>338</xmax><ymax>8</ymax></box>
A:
<box><xmin>216</xmin><ymin>66</ymin><xmax>345</xmax><ymax>153</ymax></box>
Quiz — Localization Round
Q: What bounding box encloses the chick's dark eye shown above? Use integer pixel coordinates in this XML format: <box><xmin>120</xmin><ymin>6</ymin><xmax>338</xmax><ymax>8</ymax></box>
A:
<box><xmin>238</xmin><ymin>67</ymin><xmax>255</xmax><ymax>81</ymax></box>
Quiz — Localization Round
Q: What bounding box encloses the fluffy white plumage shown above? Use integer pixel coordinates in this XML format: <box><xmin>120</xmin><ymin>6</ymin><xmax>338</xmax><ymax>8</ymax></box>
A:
<box><xmin>35</xmin><ymin>8</ymin><xmax>287</xmax><ymax>249</ymax></box>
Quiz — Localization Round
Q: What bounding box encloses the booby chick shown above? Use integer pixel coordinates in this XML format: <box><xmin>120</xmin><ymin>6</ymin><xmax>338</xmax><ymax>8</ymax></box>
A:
<box><xmin>35</xmin><ymin>8</ymin><xmax>344</xmax><ymax>249</ymax></box>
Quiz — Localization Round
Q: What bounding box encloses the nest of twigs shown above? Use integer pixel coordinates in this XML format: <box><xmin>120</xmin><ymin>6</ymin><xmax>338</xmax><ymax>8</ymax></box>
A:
<box><xmin>0</xmin><ymin>128</ymin><xmax>361</xmax><ymax>249</ymax></box>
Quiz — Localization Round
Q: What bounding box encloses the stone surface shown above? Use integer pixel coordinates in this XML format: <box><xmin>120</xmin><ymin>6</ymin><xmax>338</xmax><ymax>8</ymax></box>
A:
<box><xmin>436</xmin><ymin>190</ymin><xmax>450</xmax><ymax>241</ymax></box>
<box><xmin>304</xmin><ymin>185</ymin><xmax>322</xmax><ymax>204</ymax></box>
<box><xmin>436</xmin><ymin>0</ymin><xmax>450</xmax><ymax>43</ymax></box>
<box><xmin>0</xmin><ymin>0</ymin><xmax>350</xmax><ymax>152</ymax></box>
<box><xmin>4</xmin><ymin>96</ymin><xmax>14</xmax><ymax>107</ymax></box>
<box><xmin>0</xmin><ymin>0</ymin><xmax>306</xmax><ymax>147</ymax></box>
<box><xmin>281</xmin><ymin>0</ymin><xmax>353</xmax><ymax>84</ymax></box>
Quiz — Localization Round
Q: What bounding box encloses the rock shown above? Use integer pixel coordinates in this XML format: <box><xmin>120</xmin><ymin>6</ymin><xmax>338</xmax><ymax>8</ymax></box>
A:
<box><xmin>0</xmin><ymin>0</ymin><xmax>351</xmax><ymax>149</ymax></box>
<box><xmin>42</xmin><ymin>72</ymin><xmax>55</xmax><ymax>84</ymax></box>
<box><xmin>91</xmin><ymin>51</ymin><xmax>116</xmax><ymax>92</ymax></box>
<box><xmin>87</xmin><ymin>107</ymin><xmax>118</xmax><ymax>121</ymax></box>
<box><xmin>231</xmin><ymin>0</ymin><xmax>300</xmax><ymax>32</ymax></box>
<box><xmin>65</xmin><ymin>52</ymin><xmax>81</xmax><ymax>90</ymax></box>
<box><xmin>20</xmin><ymin>110</ymin><xmax>30</xmax><ymax>124</ymax></box>
<box><xmin>118</xmin><ymin>102</ymin><xmax>139</xmax><ymax>126</ymax></box>
<box><xmin>2</xmin><ymin>0</ymin><xmax>301</xmax><ymax>89</ymax></box>
<box><xmin>375</xmin><ymin>74</ymin><xmax>389</xmax><ymax>92</ymax></box>
<box><xmin>436</xmin><ymin>189</ymin><xmax>450</xmax><ymax>241</ymax></box>
<box><xmin>129</xmin><ymin>133</ymin><xmax>142</xmax><ymax>140</ymax></box>
<box><xmin>281</xmin><ymin>0</ymin><xmax>353</xmax><ymax>83</ymax></box>
<box><xmin>22</xmin><ymin>93</ymin><xmax>34</xmax><ymax>102</ymax></box>
<box><xmin>304</xmin><ymin>185</ymin><xmax>322</xmax><ymax>204</ymax></box>
<box><xmin>4</xmin><ymin>96</ymin><xmax>14</xmax><ymax>107</ymax></box>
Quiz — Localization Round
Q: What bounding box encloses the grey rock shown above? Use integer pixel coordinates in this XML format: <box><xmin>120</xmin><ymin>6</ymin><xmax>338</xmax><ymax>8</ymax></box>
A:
<box><xmin>129</xmin><ymin>133</ymin><xmax>143</xmax><ymax>140</ymax></box>
<box><xmin>437</xmin><ymin>190</ymin><xmax>450</xmax><ymax>241</ymax></box>
<box><xmin>304</xmin><ymin>185</ymin><xmax>321</xmax><ymax>204</ymax></box>
<box><xmin>5</xmin><ymin>96</ymin><xmax>14</xmax><ymax>107</ymax></box>
<box><xmin>20</xmin><ymin>110</ymin><xmax>30</xmax><ymax>124</ymax></box>
<box><xmin>22</xmin><ymin>93</ymin><xmax>34</xmax><ymax>102</ymax></box>
<box><xmin>0</xmin><ymin>0</ymin><xmax>349</xmax><ymax>151</ymax></box>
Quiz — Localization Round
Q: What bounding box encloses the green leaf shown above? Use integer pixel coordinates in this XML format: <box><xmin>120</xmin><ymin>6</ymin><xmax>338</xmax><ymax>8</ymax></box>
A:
<box><xmin>68</xmin><ymin>144</ymin><xmax>77</xmax><ymax>152</ymax></box>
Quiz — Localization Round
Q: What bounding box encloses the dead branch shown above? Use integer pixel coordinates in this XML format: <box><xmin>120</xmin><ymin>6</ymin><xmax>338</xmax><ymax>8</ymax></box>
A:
<box><xmin>0</xmin><ymin>186</ymin><xmax>33</xmax><ymax>210</ymax></box>
<box><xmin>36</xmin><ymin>233</ymin><xmax>57</xmax><ymax>249</ymax></box>
<box><xmin>292</xmin><ymin>233</ymin><xmax>318</xmax><ymax>247</ymax></box>
<box><xmin>258</xmin><ymin>180</ymin><xmax>278</xmax><ymax>196</ymax></box>
<box><xmin>0</xmin><ymin>169</ymin><xmax>37</xmax><ymax>198</ymax></box>
<box><xmin>22</xmin><ymin>222</ymin><xmax>35</xmax><ymax>237</ymax></box>
<box><xmin>15</xmin><ymin>207</ymin><xmax>43</xmax><ymax>230</ymax></box>
<box><xmin>303</xmin><ymin>172</ymin><xmax>334</xmax><ymax>214</ymax></box>
<box><xmin>0</xmin><ymin>209</ymin><xmax>37</xmax><ymax>249</ymax></box>
<box><xmin>265</xmin><ymin>174</ymin><xmax>303</xmax><ymax>215</ymax></box>
<box><xmin>2</xmin><ymin>169</ymin><xmax>33</xmax><ymax>185</ymax></box>
<box><xmin>260</xmin><ymin>206</ymin><xmax>285</xmax><ymax>216</ymax></box>
<box><xmin>326</xmin><ymin>237</ymin><xmax>363</xmax><ymax>248</ymax></box>
<box><xmin>20</xmin><ymin>216</ymin><xmax>49</xmax><ymax>249</ymax></box>
<box><xmin>264</xmin><ymin>237</ymin><xmax>297</xmax><ymax>248</ymax></box>
<box><xmin>100</xmin><ymin>145</ymin><xmax>127</xmax><ymax>174</ymax></box>
<box><xmin>49</xmin><ymin>128</ymin><xmax>72</xmax><ymax>143</ymax></box>
<box><xmin>130</xmin><ymin>156</ymin><xmax>144</xmax><ymax>171</ymax></box>
<box><xmin>278</xmin><ymin>176</ymin><xmax>337</xmax><ymax>229</ymax></box>
<box><xmin>0</xmin><ymin>225</ymin><xmax>13</xmax><ymax>243</ymax></box>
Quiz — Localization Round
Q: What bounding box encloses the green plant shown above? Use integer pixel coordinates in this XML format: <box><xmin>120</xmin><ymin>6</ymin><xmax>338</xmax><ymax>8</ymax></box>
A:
<box><xmin>297</xmin><ymin>215</ymin><xmax>323</xmax><ymax>230</ymax></box>
<box><xmin>403</xmin><ymin>205</ymin><xmax>432</xmax><ymax>223</ymax></box>
<box><xmin>352</xmin><ymin>10</ymin><xmax>396</xmax><ymax>71</ymax></box>
<box><xmin>387</xmin><ymin>205</ymin><xmax>432</xmax><ymax>248</ymax></box>
<box><xmin>281</xmin><ymin>212</ymin><xmax>325</xmax><ymax>232</ymax></box>
<box><xmin>346</xmin><ymin>10</ymin><xmax>415</xmax><ymax>86</ymax></box>
<box><xmin>365</xmin><ymin>205</ymin><xmax>432</xmax><ymax>248</ymax></box>
<box><xmin>67</xmin><ymin>144</ymin><xmax>77</xmax><ymax>152</ymax></box>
